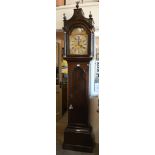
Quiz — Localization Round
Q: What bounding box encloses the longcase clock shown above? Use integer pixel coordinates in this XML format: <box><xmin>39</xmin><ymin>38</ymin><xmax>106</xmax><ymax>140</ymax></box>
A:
<box><xmin>63</xmin><ymin>2</ymin><xmax>95</xmax><ymax>152</ymax></box>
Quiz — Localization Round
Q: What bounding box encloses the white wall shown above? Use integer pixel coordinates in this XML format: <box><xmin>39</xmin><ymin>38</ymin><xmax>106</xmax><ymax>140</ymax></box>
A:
<box><xmin>66</xmin><ymin>0</ymin><xmax>98</xmax><ymax>5</ymax></box>
<box><xmin>89</xmin><ymin>96</ymin><xmax>99</xmax><ymax>143</ymax></box>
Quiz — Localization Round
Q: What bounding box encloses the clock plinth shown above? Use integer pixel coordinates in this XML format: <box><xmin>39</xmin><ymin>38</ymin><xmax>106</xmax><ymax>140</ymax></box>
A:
<box><xmin>63</xmin><ymin>125</ymin><xmax>94</xmax><ymax>152</ymax></box>
<box><xmin>62</xmin><ymin>3</ymin><xmax>95</xmax><ymax>153</ymax></box>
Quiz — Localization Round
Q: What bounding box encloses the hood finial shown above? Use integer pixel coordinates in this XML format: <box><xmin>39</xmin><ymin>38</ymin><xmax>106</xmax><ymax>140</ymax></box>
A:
<box><xmin>76</xmin><ymin>1</ymin><xmax>80</xmax><ymax>9</ymax></box>
<box><xmin>63</xmin><ymin>13</ymin><xmax>66</xmax><ymax>20</ymax></box>
<box><xmin>89</xmin><ymin>11</ymin><xmax>92</xmax><ymax>19</ymax></box>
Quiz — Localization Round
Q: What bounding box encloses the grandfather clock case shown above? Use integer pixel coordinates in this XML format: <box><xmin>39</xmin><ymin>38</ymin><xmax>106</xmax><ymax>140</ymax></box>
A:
<box><xmin>63</xmin><ymin>2</ymin><xmax>95</xmax><ymax>152</ymax></box>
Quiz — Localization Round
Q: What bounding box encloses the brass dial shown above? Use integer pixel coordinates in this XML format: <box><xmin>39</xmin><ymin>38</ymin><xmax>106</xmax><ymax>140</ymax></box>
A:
<box><xmin>69</xmin><ymin>28</ymin><xmax>88</xmax><ymax>55</ymax></box>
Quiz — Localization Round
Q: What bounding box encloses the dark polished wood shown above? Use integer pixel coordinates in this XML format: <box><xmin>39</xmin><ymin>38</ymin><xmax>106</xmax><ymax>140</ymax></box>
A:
<box><xmin>63</xmin><ymin>3</ymin><xmax>95</xmax><ymax>153</ymax></box>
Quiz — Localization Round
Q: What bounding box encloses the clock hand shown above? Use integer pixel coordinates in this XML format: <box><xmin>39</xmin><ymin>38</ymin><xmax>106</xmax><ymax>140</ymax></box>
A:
<box><xmin>77</xmin><ymin>36</ymin><xmax>80</xmax><ymax>45</ymax></box>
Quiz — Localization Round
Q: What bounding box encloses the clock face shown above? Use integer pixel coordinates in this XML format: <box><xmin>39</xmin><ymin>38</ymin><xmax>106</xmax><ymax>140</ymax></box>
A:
<box><xmin>69</xmin><ymin>28</ymin><xmax>88</xmax><ymax>55</ymax></box>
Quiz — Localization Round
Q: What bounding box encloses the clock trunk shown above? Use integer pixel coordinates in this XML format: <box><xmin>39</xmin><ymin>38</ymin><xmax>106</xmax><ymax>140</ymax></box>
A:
<box><xmin>68</xmin><ymin>62</ymin><xmax>89</xmax><ymax>126</ymax></box>
<box><xmin>63</xmin><ymin>62</ymin><xmax>94</xmax><ymax>152</ymax></box>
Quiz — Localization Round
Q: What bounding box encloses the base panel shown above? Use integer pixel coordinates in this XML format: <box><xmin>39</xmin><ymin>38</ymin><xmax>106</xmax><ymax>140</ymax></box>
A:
<box><xmin>63</xmin><ymin>126</ymin><xmax>94</xmax><ymax>153</ymax></box>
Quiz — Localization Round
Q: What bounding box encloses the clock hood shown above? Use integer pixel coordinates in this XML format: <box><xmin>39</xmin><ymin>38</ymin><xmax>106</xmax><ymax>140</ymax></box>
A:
<box><xmin>63</xmin><ymin>3</ymin><xmax>95</xmax><ymax>33</ymax></box>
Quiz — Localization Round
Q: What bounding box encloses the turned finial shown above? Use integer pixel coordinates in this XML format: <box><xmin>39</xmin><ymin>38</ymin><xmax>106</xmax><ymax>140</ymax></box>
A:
<box><xmin>89</xmin><ymin>11</ymin><xmax>92</xmax><ymax>18</ymax></box>
<box><xmin>76</xmin><ymin>1</ymin><xmax>80</xmax><ymax>9</ymax></box>
<box><xmin>63</xmin><ymin>13</ymin><xmax>66</xmax><ymax>20</ymax></box>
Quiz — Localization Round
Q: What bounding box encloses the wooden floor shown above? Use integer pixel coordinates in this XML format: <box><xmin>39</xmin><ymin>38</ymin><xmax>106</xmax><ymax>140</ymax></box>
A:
<box><xmin>56</xmin><ymin>112</ymin><xmax>68</xmax><ymax>144</ymax></box>
<box><xmin>56</xmin><ymin>112</ymin><xmax>99</xmax><ymax>155</ymax></box>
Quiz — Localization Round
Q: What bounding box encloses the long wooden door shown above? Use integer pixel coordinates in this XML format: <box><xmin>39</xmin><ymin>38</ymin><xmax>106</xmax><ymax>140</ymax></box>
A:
<box><xmin>68</xmin><ymin>62</ymin><xmax>89</xmax><ymax>126</ymax></box>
